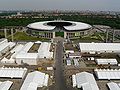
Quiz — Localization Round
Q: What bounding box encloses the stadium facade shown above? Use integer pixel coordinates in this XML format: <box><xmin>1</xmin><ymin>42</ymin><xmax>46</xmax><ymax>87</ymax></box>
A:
<box><xmin>27</xmin><ymin>20</ymin><xmax>92</xmax><ymax>39</ymax></box>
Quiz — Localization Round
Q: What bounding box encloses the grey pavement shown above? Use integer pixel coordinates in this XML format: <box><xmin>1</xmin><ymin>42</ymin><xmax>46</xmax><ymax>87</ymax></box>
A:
<box><xmin>54</xmin><ymin>40</ymin><xmax>68</xmax><ymax>90</ymax></box>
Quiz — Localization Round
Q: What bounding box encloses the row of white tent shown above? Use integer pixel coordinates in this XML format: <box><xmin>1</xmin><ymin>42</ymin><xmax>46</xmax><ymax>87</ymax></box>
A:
<box><xmin>1</xmin><ymin>41</ymin><xmax>53</xmax><ymax>65</ymax></box>
<box><xmin>95</xmin><ymin>69</ymin><xmax>120</xmax><ymax>80</ymax></box>
<box><xmin>79</xmin><ymin>43</ymin><xmax>120</xmax><ymax>53</ymax></box>
<box><xmin>20</xmin><ymin>71</ymin><xmax>49</xmax><ymax>90</ymax></box>
<box><xmin>95</xmin><ymin>59</ymin><xmax>118</xmax><ymax>65</ymax></box>
<box><xmin>12</xmin><ymin>41</ymin><xmax>53</xmax><ymax>65</ymax></box>
<box><xmin>0</xmin><ymin>67</ymin><xmax>27</xmax><ymax>78</ymax></box>
<box><xmin>72</xmin><ymin>72</ymin><xmax>99</xmax><ymax>90</ymax></box>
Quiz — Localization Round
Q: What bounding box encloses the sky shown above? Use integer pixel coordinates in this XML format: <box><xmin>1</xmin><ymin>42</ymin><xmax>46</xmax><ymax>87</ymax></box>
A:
<box><xmin>0</xmin><ymin>0</ymin><xmax>120</xmax><ymax>11</ymax></box>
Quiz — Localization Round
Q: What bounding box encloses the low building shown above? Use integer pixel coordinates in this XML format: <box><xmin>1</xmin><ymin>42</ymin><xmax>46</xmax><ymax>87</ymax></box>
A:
<box><xmin>15</xmin><ymin>53</ymin><xmax>39</xmax><ymax>65</ymax></box>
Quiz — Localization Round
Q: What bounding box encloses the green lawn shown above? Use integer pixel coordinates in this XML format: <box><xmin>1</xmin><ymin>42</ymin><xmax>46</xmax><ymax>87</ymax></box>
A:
<box><xmin>8</xmin><ymin>32</ymin><xmax>50</xmax><ymax>41</ymax></box>
<box><xmin>71</xmin><ymin>32</ymin><xmax>105</xmax><ymax>43</ymax></box>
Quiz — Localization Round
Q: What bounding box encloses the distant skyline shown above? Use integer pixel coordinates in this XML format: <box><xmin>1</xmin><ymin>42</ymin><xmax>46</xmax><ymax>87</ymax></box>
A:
<box><xmin>0</xmin><ymin>0</ymin><xmax>120</xmax><ymax>11</ymax></box>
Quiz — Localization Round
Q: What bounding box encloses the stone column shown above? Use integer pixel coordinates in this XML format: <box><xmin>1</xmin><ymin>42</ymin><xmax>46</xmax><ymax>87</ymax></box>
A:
<box><xmin>64</xmin><ymin>32</ymin><xmax>67</xmax><ymax>38</ymax></box>
<box><xmin>11</xmin><ymin>28</ymin><xmax>14</xmax><ymax>42</ymax></box>
<box><xmin>53</xmin><ymin>32</ymin><xmax>55</xmax><ymax>38</ymax></box>
<box><xmin>4</xmin><ymin>28</ymin><xmax>7</xmax><ymax>38</ymax></box>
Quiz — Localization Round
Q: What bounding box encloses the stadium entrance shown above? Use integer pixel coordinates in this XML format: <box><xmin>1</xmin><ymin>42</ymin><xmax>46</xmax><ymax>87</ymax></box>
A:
<box><xmin>55</xmin><ymin>32</ymin><xmax>64</xmax><ymax>37</ymax></box>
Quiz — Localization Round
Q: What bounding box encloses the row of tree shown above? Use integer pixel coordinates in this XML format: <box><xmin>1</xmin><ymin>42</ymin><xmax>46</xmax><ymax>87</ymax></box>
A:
<box><xmin>0</xmin><ymin>15</ymin><xmax>120</xmax><ymax>29</ymax></box>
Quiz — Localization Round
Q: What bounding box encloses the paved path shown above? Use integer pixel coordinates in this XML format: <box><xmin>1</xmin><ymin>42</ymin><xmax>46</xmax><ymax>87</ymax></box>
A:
<box><xmin>54</xmin><ymin>40</ymin><xmax>68</xmax><ymax>90</ymax></box>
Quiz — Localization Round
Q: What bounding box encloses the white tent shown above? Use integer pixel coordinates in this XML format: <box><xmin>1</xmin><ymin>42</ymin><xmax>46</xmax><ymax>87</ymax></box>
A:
<box><xmin>1</xmin><ymin>57</ymin><xmax>9</xmax><ymax>63</ymax></box>
<box><xmin>8</xmin><ymin>42</ymin><xmax>16</xmax><ymax>49</ymax></box>
<box><xmin>20</xmin><ymin>71</ymin><xmax>49</xmax><ymax>90</ymax></box>
<box><xmin>38</xmin><ymin>42</ymin><xmax>53</xmax><ymax>59</ymax></box>
<box><xmin>20</xmin><ymin>42</ymin><xmax>34</xmax><ymax>53</ymax></box>
<box><xmin>0</xmin><ymin>39</ymin><xmax>10</xmax><ymax>56</ymax></box>
<box><xmin>107</xmin><ymin>82</ymin><xmax>120</xmax><ymax>90</ymax></box>
<box><xmin>72</xmin><ymin>75</ymin><xmax>77</xmax><ymax>87</ymax></box>
<box><xmin>1</xmin><ymin>57</ymin><xmax>15</xmax><ymax>64</ymax></box>
<box><xmin>10</xmin><ymin>44</ymin><xmax>24</xmax><ymax>53</ymax></box>
<box><xmin>79</xmin><ymin>43</ymin><xmax>120</xmax><ymax>53</ymax></box>
<box><xmin>0</xmin><ymin>67</ymin><xmax>27</xmax><ymax>78</ymax></box>
<box><xmin>95</xmin><ymin>59</ymin><xmax>118</xmax><ymax>65</ymax></box>
<box><xmin>95</xmin><ymin>69</ymin><xmax>120</xmax><ymax>80</ymax></box>
<box><xmin>0</xmin><ymin>81</ymin><xmax>13</xmax><ymax>90</ymax></box>
<box><xmin>73</xmin><ymin>72</ymin><xmax>99</xmax><ymax>90</ymax></box>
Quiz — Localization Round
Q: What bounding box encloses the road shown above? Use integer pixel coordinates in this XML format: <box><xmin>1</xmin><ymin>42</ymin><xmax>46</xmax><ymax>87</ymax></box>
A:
<box><xmin>54</xmin><ymin>40</ymin><xmax>68</xmax><ymax>90</ymax></box>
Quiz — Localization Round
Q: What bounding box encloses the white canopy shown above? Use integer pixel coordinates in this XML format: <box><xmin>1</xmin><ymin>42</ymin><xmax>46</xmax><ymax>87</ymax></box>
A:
<box><xmin>0</xmin><ymin>67</ymin><xmax>27</xmax><ymax>78</ymax></box>
<box><xmin>20</xmin><ymin>71</ymin><xmax>49</xmax><ymax>90</ymax></box>
<box><xmin>74</xmin><ymin>72</ymin><xmax>99</xmax><ymax>90</ymax></box>
<box><xmin>0</xmin><ymin>81</ymin><xmax>13</xmax><ymax>90</ymax></box>
<box><xmin>79</xmin><ymin>43</ymin><xmax>120</xmax><ymax>53</ymax></box>
<box><xmin>95</xmin><ymin>59</ymin><xmax>118</xmax><ymax>65</ymax></box>
<box><xmin>107</xmin><ymin>82</ymin><xmax>120</xmax><ymax>90</ymax></box>
<box><xmin>95</xmin><ymin>69</ymin><xmax>120</xmax><ymax>80</ymax></box>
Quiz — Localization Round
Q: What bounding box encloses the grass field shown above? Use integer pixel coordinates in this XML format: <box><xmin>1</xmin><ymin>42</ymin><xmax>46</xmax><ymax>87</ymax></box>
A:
<box><xmin>8</xmin><ymin>32</ymin><xmax>50</xmax><ymax>41</ymax></box>
<box><xmin>71</xmin><ymin>32</ymin><xmax>105</xmax><ymax>43</ymax></box>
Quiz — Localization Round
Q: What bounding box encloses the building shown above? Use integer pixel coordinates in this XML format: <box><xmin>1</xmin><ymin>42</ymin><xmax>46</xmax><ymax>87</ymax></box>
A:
<box><xmin>15</xmin><ymin>53</ymin><xmax>39</xmax><ymax>65</ymax></box>
<box><xmin>27</xmin><ymin>20</ymin><xmax>92</xmax><ymax>39</ymax></box>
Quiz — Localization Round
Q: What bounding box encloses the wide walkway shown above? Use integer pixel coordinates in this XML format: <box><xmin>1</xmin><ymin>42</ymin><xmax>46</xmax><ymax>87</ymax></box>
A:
<box><xmin>54</xmin><ymin>40</ymin><xmax>68</xmax><ymax>90</ymax></box>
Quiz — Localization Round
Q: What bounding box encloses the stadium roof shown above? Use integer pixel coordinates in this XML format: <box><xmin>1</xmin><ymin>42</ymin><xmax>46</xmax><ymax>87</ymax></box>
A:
<box><xmin>27</xmin><ymin>20</ymin><xmax>91</xmax><ymax>31</ymax></box>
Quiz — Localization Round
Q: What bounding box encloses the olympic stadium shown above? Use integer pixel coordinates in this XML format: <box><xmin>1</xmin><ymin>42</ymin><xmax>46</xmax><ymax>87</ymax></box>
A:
<box><xmin>27</xmin><ymin>20</ymin><xmax>92</xmax><ymax>39</ymax></box>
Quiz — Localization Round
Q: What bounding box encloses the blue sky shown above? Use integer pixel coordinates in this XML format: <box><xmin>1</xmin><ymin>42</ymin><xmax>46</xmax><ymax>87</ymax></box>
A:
<box><xmin>0</xmin><ymin>0</ymin><xmax>120</xmax><ymax>11</ymax></box>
